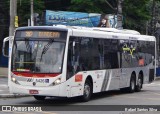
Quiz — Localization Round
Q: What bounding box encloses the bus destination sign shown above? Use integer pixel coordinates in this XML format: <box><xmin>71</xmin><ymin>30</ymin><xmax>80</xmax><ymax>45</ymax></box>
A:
<box><xmin>16</xmin><ymin>31</ymin><xmax>61</xmax><ymax>38</ymax></box>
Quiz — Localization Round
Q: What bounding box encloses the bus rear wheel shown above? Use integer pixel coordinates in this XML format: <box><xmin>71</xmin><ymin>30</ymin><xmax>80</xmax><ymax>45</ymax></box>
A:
<box><xmin>33</xmin><ymin>95</ymin><xmax>46</xmax><ymax>100</ymax></box>
<box><xmin>81</xmin><ymin>80</ymin><xmax>92</xmax><ymax>102</ymax></box>
<box><xmin>136</xmin><ymin>74</ymin><xmax>143</xmax><ymax>92</ymax></box>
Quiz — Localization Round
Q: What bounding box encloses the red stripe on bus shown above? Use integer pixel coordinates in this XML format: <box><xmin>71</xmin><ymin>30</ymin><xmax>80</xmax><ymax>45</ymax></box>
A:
<box><xmin>12</xmin><ymin>72</ymin><xmax>60</xmax><ymax>78</ymax></box>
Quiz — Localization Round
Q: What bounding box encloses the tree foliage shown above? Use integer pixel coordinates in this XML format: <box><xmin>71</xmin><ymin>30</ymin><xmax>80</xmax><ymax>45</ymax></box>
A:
<box><xmin>0</xmin><ymin>0</ymin><xmax>158</xmax><ymax>40</ymax></box>
<box><xmin>69</xmin><ymin>0</ymin><xmax>152</xmax><ymax>33</ymax></box>
<box><xmin>69</xmin><ymin>0</ymin><xmax>116</xmax><ymax>14</ymax></box>
<box><xmin>123</xmin><ymin>0</ymin><xmax>151</xmax><ymax>33</ymax></box>
<box><xmin>17</xmin><ymin>0</ymin><xmax>45</xmax><ymax>26</ymax></box>
<box><xmin>0</xmin><ymin>0</ymin><xmax>9</xmax><ymax>55</ymax></box>
<box><xmin>0</xmin><ymin>0</ymin><xmax>45</xmax><ymax>56</ymax></box>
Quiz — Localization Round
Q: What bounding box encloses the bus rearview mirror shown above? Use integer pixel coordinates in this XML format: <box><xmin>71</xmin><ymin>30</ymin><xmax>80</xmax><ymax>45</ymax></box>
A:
<box><xmin>2</xmin><ymin>37</ymin><xmax>10</xmax><ymax>57</ymax></box>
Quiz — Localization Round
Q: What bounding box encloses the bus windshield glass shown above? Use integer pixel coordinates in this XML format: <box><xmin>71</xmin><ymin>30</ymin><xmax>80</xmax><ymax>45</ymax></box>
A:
<box><xmin>11</xmin><ymin>30</ymin><xmax>67</xmax><ymax>73</ymax></box>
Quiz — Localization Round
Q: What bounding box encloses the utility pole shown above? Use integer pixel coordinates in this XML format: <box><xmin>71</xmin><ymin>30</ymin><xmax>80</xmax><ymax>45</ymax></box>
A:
<box><xmin>117</xmin><ymin>0</ymin><xmax>123</xmax><ymax>29</ymax></box>
<box><xmin>9</xmin><ymin>0</ymin><xmax>17</xmax><ymax>36</ymax></box>
<box><xmin>31</xmin><ymin>0</ymin><xmax>34</xmax><ymax>26</ymax></box>
<box><xmin>9</xmin><ymin>0</ymin><xmax>17</xmax><ymax>86</ymax></box>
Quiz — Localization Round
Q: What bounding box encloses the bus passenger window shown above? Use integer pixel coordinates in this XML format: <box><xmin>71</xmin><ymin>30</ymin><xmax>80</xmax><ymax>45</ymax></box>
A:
<box><xmin>104</xmin><ymin>54</ymin><xmax>111</xmax><ymax>69</ymax></box>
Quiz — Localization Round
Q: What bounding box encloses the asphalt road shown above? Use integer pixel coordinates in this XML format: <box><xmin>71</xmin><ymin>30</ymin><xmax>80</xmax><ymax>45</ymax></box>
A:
<box><xmin>1</xmin><ymin>78</ymin><xmax>160</xmax><ymax>114</ymax></box>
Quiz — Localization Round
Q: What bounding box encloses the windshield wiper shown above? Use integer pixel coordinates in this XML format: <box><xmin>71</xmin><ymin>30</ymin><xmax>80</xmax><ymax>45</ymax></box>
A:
<box><xmin>40</xmin><ymin>39</ymin><xmax>54</xmax><ymax>61</ymax></box>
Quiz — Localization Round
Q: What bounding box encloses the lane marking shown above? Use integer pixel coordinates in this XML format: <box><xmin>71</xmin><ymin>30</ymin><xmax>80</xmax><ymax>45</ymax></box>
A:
<box><xmin>42</xmin><ymin>111</ymin><xmax>57</xmax><ymax>114</ymax></box>
<box><xmin>119</xmin><ymin>95</ymin><xmax>160</xmax><ymax>101</ymax></box>
<box><xmin>13</xmin><ymin>112</ymin><xmax>36</xmax><ymax>114</ymax></box>
<box><xmin>0</xmin><ymin>84</ymin><xmax>8</xmax><ymax>87</ymax></box>
<box><xmin>148</xmin><ymin>91</ymin><xmax>160</xmax><ymax>96</ymax></box>
<box><xmin>13</xmin><ymin>111</ymin><xmax>57</xmax><ymax>114</ymax></box>
<box><xmin>118</xmin><ymin>91</ymin><xmax>160</xmax><ymax>101</ymax></box>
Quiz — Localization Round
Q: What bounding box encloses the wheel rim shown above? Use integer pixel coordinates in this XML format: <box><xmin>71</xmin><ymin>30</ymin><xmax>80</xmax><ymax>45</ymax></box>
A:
<box><xmin>84</xmin><ymin>84</ymin><xmax>90</xmax><ymax>98</ymax></box>
<box><xmin>137</xmin><ymin>78</ymin><xmax>142</xmax><ymax>88</ymax></box>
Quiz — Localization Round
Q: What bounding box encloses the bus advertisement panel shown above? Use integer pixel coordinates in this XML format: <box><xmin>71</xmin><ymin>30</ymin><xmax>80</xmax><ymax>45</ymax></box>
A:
<box><xmin>45</xmin><ymin>10</ymin><xmax>101</xmax><ymax>27</ymax></box>
<box><xmin>45</xmin><ymin>10</ymin><xmax>119</xmax><ymax>28</ymax></box>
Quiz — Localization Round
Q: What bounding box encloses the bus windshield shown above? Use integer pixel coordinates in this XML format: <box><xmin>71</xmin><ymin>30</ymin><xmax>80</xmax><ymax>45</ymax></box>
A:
<box><xmin>12</xmin><ymin>39</ymin><xmax>65</xmax><ymax>73</ymax></box>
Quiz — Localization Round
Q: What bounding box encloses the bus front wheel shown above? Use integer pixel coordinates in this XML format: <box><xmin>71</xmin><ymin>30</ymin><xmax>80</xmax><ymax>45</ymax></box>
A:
<box><xmin>81</xmin><ymin>80</ymin><xmax>92</xmax><ymax>102</ymax></box>
<box><xmin>33</xmin><ymin>95</ymin><xmax>46</xmax><ymax>100</ymax></box>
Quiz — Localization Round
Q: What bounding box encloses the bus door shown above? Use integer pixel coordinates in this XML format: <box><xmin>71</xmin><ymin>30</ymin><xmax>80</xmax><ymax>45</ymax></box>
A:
<box><xmin>67</xmin><ymin>38</ymin><xmax>84</xmax><ymax>97</ymax></box>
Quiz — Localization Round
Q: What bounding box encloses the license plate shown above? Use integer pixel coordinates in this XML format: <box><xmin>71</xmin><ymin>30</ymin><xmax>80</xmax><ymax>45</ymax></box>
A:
<box><xmin>29</xmin><ymin>90</ymin><xmax>39</xmax><ymax>94</ymax></box>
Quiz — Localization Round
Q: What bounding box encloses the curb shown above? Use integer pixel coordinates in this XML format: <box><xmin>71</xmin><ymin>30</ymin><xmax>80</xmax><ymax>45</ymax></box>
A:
<box><xmin>155</xmin><ymin>77</ymin><xmax>160</xmax><ymax>81</ymax></box>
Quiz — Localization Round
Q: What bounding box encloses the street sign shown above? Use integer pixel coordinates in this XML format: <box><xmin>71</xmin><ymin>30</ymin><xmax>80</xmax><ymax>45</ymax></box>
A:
<box><xmin>15</xmin><ymin>16</ymin><xmax>18</xmax><ymax>27</ymax></box>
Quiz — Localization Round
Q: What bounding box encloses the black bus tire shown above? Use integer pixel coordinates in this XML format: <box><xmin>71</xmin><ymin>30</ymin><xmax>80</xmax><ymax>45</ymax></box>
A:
<box><xmin>128</xmin><ymin>75</ymin><xmax>136</xmax><ymax>93</ymax></box>
<box><xmin>81</xmin><ymin>80</ymin><xmax>92</xmax><ymax>102</ymax></box>
<box><xmin>33</xmin><ymin>95</ymin><xmax>46</xmax><ymax>100</ymax></box>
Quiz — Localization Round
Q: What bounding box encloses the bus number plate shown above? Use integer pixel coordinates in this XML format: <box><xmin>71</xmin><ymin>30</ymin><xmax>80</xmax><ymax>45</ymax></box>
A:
<box><xmin>29</xmin><ymin>90</ymin><xmax>39</xmax><ymax>94</ymax></box>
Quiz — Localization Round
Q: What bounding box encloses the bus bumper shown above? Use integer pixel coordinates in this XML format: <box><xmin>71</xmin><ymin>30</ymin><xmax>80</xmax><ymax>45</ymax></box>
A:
<box><xmin>9</xmin><ymin>82</ymin><xmax>67</xmax><ymax>97</ymax></box>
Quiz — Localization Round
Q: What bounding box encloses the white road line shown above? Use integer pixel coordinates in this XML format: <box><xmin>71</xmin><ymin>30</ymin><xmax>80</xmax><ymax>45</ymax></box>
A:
<box><xmin>42</xmin><ymin>111</ymin><xmax>57</xmax><ymax>114</ymax></box>
<box><xmin>0</xmin><ymin>84</ymin><xmax>8</xmax><ymax>87</ymax></box>
<box><xmin>12</xmin><ymin>112</ymin><xmax>35</xmax><ymax>114</ymax></box>
<box><xmin>145</xmin><ymin>83</ymin><xmax>160</xmax><ymax>86</ymax></box>
<box><xmin>150</xmin><ymin>83</ymin><xmax>160</xmax><ymax>84</ymax></box>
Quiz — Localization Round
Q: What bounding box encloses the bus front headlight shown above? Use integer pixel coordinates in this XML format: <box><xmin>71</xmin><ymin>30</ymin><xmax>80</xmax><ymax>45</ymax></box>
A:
<box><xmin>11</xmin><ymin>77</ymin><xmax>16</xmax><ymax>82</ymax></box>
<box><xmin>11</xmin><ymin>77</ymin><xmax>20</xmax><ymax>85</ymax></box>
<box><xmin>52</xmin><ymin>78</ymin><xmax>61</xmax><ymax>86</ymax></box>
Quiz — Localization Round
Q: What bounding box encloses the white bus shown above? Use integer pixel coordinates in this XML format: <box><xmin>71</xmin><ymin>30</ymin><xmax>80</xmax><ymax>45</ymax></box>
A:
<box><xmin>3</xmin><ymin>26</ymin><xmax>156</xmax><ymax>101</ymax></box>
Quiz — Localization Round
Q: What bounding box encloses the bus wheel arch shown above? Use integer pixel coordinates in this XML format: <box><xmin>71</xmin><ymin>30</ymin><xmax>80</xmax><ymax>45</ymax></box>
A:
<box><xmin>81</xmin><ymin>75</ymin><xmax>93</xmax><ymax>102</ymax></box>
<box><xmin>136</xmin><ymin>71</ymin><xmax>143</xmax><ymax>92</ymax></box>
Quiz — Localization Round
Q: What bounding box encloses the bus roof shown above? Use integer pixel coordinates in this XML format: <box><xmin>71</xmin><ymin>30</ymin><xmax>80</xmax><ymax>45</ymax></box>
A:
<box><xmin>53</xmin><ymin>25</ymin><xmax>155</xmax><ymax>41</ymax></box>
<box><xmin>15</xmin><ymin>25</ymin><xmax>156</xmax><ymax>41</ymax></box>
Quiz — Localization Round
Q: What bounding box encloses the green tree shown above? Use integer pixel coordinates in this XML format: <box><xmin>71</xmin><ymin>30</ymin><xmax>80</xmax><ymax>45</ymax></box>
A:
<box><xmin>0</xmin><ymin>0</ymin><xmax>45</xmax><ymax>57</ymax></box>
<box><xmin>69</xmin><ymin>0</ymin><xmax>116</xmax><ymax>13</ymax></box>
<box><xmin>17</xmin><ymin>0</ymin><xmax>45</xmax><ymax>26</ymax></box>
<box><xmin>69</xmin><ymin>0</ymin><xmax>151</xmax><ymax>33</ymax></box>
<box><xmin>0</xmin><ymin>0</ymin><xmax>9</xmax><ymax>56</ymax></box>
<box><xmin>123</xmin><ymin>0</ymin><xmax>151</xmax><ymax>33</ymax></box>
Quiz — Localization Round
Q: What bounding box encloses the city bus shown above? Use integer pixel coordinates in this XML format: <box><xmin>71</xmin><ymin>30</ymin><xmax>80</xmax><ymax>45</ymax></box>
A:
<box><xmin>3</xmin><ymin>25</ymin><xmax>156</xmax><ymax>101</ymax></box>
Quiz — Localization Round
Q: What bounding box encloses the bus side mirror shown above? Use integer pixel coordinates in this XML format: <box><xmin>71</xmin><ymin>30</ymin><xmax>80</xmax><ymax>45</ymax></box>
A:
<box><xmin>2</xmin><ymin>37</ymin><xmax>10</xmax><ymax>57</ymax></box>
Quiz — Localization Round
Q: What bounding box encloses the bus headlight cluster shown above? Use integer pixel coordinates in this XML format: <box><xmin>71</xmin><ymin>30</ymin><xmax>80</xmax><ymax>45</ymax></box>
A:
<box><xmin>51</xmin><ymin>78</ymin><xmax>61</xmax><ymax>86</ymax></box>
<box><xmin>11</xmin><ymin>77</ymin><xmax>20</xmax><ymax>85</ymax></box>
<box><xmin>11</xmin><ymin>77</ymin><xmax>16</xmax><ymax>82</ymax></box>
